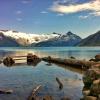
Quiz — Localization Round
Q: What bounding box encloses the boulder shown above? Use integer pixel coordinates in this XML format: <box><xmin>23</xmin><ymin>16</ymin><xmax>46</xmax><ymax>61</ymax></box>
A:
<box><xmin>43</xmin><ymin>95</ymin><xmax>53</xmax><ymax>100</ymax></box>
<box><xmin>95</xmin><ymin>54</ymin><xmax>100</xmax><ymax>61</ymax></box>
<box><xmin>82</xmin><ymin>90</ymin><xmax>90</xmax><ymax>97</ymax></box>
<box><xmin>90</xmin><ymin>79</ymin><xmax>100</xmax><ymax>97</ymax></box>
<box><xmin>27</xmin><ymin>53</ymin><xmax>41</xmax><ymax>66</ymax></box>
<box><xmin>84</xmin><ymin>96</ymin><xmax>97</xmax><ymax>100</ymax></box>
<box><xmin>83</xmin><ymin>69</ymin><xmax>100</xmax><ymax>87</ymax></box>
<box><xmin>3</xmin><ymin>56</ymin><xmax>15</xmax><ymax>66</ymax></box>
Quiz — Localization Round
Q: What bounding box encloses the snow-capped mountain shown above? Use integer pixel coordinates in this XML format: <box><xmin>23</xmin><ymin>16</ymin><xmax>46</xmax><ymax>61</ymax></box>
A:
<box><xmin>0</xmin><ymin>30</ymin><xmax>58</xmax><ymax>46</ymax></box>
<box><xmin>0</xmin><ymin>31</ymin><xmax>20</xmax><ymax>47</ymax></box>
<box><xmin>32</xmin><ymin>31</ymin><xmax>82</xmax><ymax>47</ymax></box>
<box><xmin>0</xmin><ymin>30</ymin><xmax>82</xmax><ymax>47</ymax></box>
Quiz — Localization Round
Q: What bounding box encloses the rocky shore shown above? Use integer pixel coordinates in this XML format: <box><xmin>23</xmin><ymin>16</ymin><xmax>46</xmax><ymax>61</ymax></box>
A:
<box><xmin>81</xmin><ymin>64</ymin><xmax>100</xmax><ymax>100</ymax></box>
<box><xmin>0</xmin><ymin>53</ymin><xmax>100</xmax><ymax>100</ymax></box>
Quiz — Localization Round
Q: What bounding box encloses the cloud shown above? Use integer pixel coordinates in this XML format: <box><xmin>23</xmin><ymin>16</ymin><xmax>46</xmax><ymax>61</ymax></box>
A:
<box><xmin>40</xmin><ymin>11</ymin><xmax>48</xmax><ymax>14</ymax></box>
<box><xmin>16</xmin><ymin>18</ymin><xmax>22</xmax><ymax>21</ymax></box>
<box><xmin>16</xmin><ymin>10</ymin><xmax>22</xmax><ymax>15</ymax></box>
<box><xmin>79</xmin><ymin>15</ymin><xmax>89</xmax><ymax>19</ymax></box>
<box><xmin>22</xmin><ymin>0</ymin><xmax>31</xmax><ymax>4</ymax></box>
<box><xmin>49</xmin><ymin>0</ymin><xmax>100</xmax><ymax>16</ymax></box>
<box><xmin>57</xmin><ymin>13</ymin><xmax>64</xmax><ymax>16</ymax></box>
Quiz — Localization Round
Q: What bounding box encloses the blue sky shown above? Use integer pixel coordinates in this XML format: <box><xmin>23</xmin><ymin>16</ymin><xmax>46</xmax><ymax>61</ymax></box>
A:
<box><xmin>0</xmin><ymin>0</ymin><xmax>100</xmax><ymax>38</ymax></box>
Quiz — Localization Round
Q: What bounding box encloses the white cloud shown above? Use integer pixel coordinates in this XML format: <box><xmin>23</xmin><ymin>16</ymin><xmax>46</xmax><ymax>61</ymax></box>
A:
<box><xmin>49</xmin><ymin>0</ymin><xmax>100</xmax><ymax>16</ymax></box>
<box><xmin>57</xmin><ymin>13</ymin><xmax>64</xmax><ymax>16</ymax></box>
<box><xmin>79</xmin><ymin>15</ymin><xmax>89</xmax><ymax>19</ymax></box>
<box><xmin>90</xmin><ymin>11</ymin><xmax>100</xmax><ymax>16</ymax></box>
<box><xmin>40</xmin><ymin>11</ymin><xmax>48</xmax><ymax>14</ymax></box>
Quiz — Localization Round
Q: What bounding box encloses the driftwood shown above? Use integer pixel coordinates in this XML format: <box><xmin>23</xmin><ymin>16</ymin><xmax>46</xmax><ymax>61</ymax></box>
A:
<box><xmin>42</xmin><ymin>57</ymin><xmax>100</xmax><ymax>69</ymax></box>
<box><xmin>0</xmin><ymin>89</ymin><xmax>13</xmax><ymax>94</ymax></box>
<box><xmin>56</xmin><ymin>77</ymin><xmax>63</xmax><ymax>90</ymax></box>
<box><xmin>28</xmin><ymin>85</ymin><xmax>42</xmax><ymax>100</ymax></box>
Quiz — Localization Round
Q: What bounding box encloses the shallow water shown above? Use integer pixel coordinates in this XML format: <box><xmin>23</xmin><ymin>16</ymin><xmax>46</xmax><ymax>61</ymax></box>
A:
<box><xmin>0</xmin><ymin>47</ymin><xmax>100</xmax><ymax>59</ymax></box>
<box><xmin>0</xmin><ymin>47</ymin><xmax>100</xmax><ymax>100</ymax></box>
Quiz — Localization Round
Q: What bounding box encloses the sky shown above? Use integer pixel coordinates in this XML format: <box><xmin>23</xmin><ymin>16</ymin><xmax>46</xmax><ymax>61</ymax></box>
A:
<box><xmin>0</xmin><ymin>0</ymin><xmax>100</xmax><ymax>38</ymax></box>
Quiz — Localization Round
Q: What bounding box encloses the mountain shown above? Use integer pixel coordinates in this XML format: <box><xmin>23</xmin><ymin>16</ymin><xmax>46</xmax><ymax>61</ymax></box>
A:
<box><xmin>32</xmin><ymin>31</ymin><xmax>82</xmax><ymax>47</ymax></box>
<box><xmin>0</xmin><ymin>31</ymin><xmax>20</xmax><ymax>47</ymax></box>
<box><xmin>0</xmin><ymin>30</ymin><xmax>58</xmax><ymax>46</ymax></box>
<box><xmin>77</xmin><ymin>31</ymin><xmax>100</xmax><ymax>46</ymax></box>
<box><xmin>0</xmin><ymin>30</ymin><xmax>82</xmax><ymax>47</ymax></box>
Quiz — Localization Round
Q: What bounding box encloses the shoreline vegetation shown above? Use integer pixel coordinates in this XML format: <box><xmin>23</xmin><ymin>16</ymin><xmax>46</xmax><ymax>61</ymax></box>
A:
<box><xmin>0</xmin><ymin>53</ymin><xmax>100</xmax><ymax>100</ymax></box>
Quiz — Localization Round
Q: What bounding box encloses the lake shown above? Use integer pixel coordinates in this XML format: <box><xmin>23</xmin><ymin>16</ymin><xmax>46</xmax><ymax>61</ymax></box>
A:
<box><xmin>0</xmin><ymin>47</ymin><xmax>100</xmax><ymax>100</ymax></box>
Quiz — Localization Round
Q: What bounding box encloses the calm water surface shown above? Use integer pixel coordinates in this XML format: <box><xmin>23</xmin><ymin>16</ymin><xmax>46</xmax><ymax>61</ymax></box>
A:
<box><xmin>0</xmin><ymin>47</ymin><xmax>100</xmax><ymax>100</ymax></box>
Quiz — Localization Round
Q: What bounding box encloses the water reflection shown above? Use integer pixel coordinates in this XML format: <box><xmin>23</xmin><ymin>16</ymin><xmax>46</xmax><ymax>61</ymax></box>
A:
<box><xmin>1</xmin><ymin>47</ymin><xmax>100</xmax><ymax>60</ymax></box>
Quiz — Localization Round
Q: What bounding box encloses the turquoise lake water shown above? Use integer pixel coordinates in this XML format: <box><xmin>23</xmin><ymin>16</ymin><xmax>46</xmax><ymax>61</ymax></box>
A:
<box><xmin>0</xmin><ymin>47</ymin><xmax>100</xmax><ymax>100</ymax></box>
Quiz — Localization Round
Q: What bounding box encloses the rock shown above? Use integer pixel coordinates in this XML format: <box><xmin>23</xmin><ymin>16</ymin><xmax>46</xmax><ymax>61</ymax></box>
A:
<box><xmin>91</xmin><ymin>64</ymin><xmax>100</xmax><ymax>69</ymax></box>
<box><xmin>89</xmin><ymin>59</ymin><xmax>96</xmax><ymax>62</ymax></box>
<box><xmin>43</xmin><ymin>95</ymin><xmax>53</xmax><ymax>100</ymax></box>
<box><xmin>82</xmin><ymin>90</ymin><xmax>90</xmax><ymax>97</ymax></box>
<box><xmin>90</xmin><ymin>79</ymin><xmax>100</xmax><ymax>97</ymax></box>
<box><xmin>3</xmin><ymin>56</ymin><xmax>15</xmax><ymax>66</ymax></box>
<box><xmin>84</xmin><ymin>96</ymin><xmax>97</xmax><ymax>100</ymax></box>
<box><xmin>70</xmin><ymin>56</ymin><xmax>76</xmax><ymax>59</ymax></box>
<box><xmin>0</xmin><ymin>60</ymin><xmax>2</xmax><ymax>64</ymax></box>
<box><xmin>98</xmin><ymin>95</ymin><xmax>100</xmax><ymax>100</ymax></box>
<box><xmin>83</xmin><ymin>69</ymin><xmax>100</xmax><ymax>87</ymax></box>
<box><xmin>95</xmin><ymin>54</ymin><xmax>100</xmax><ymax>61</ymax></box>
<box><xmin>27</xmin><ymin>53</ymin><xmax>40</xmax><ymax>65</ymax></box>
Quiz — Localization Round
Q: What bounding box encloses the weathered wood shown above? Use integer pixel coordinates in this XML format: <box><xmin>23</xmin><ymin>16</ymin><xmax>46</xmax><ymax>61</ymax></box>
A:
<box><xmin>28</xmin><ymin>85</ymin><xmax>42</xmax><ymax>100</ymax></box>
<box><xmin>56</xmin><ymin>77</ymin><xmax>63</xmax><ymax>90</ymax></box>
<box><xmin>42</xmin><ymin>57</ymin><xmax>100</xmax><ymax>69</ymax></box>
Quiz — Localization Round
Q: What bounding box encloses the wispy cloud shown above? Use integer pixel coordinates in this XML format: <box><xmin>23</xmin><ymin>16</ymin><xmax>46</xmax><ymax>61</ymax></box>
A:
<box><xmin>57</xmin><ymin>13</ymin><xmax>64</xmax><ymax>16</ymax></box>
<box><xmin>79</xmin><ymin>15</ymin><xmax>89</xmax><ymax>19</ymax></box>
<box><xmin>16</xmin><ymin>10</ymin><xmax>22</xmax><ymax>15</ymax></box>
<box><xmin>22</xmin><ymin>0</ymin><xmax>31</xmax><ymax>4</ymax></box>
<box><xmin>16</xmin><ymin>18</ymin><xmax>22</xmax><ymax>21</ymax></box>
<box><xmin>40</xmin><ymin>11</ymin><xmax>48</xmax><ymax>14</ymax></box>
<box><xmin>49</xmin><ymin>0</ymin><xmax>100</xmax><ymax>16</ymax></box>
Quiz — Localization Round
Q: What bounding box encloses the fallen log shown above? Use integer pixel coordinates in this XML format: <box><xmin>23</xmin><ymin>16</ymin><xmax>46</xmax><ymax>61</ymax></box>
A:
<box><xmin>28</xmin><ymin>85</ymin><xmax>42</xmax><ymax>100</ymax></box>
<box><xmin>42</xmin><ymin>57</ymin><xmax>100</xmax><ymax>69</ymax></box>
<box><xmin>56</xmin><ymin>77</ymin><xmax>63</xmax><ymax>90</ymax></box>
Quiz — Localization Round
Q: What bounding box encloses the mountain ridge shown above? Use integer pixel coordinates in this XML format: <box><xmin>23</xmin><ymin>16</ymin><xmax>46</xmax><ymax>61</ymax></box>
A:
<box><xmin>77</xmin><ymin>31</ymin><xmax>100</xmax><ymax>46</ymax></box>
<box><xmin>0</xmin><ymin>30</ymin><xmax>82</xmax><ymax>47</ymax></box>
